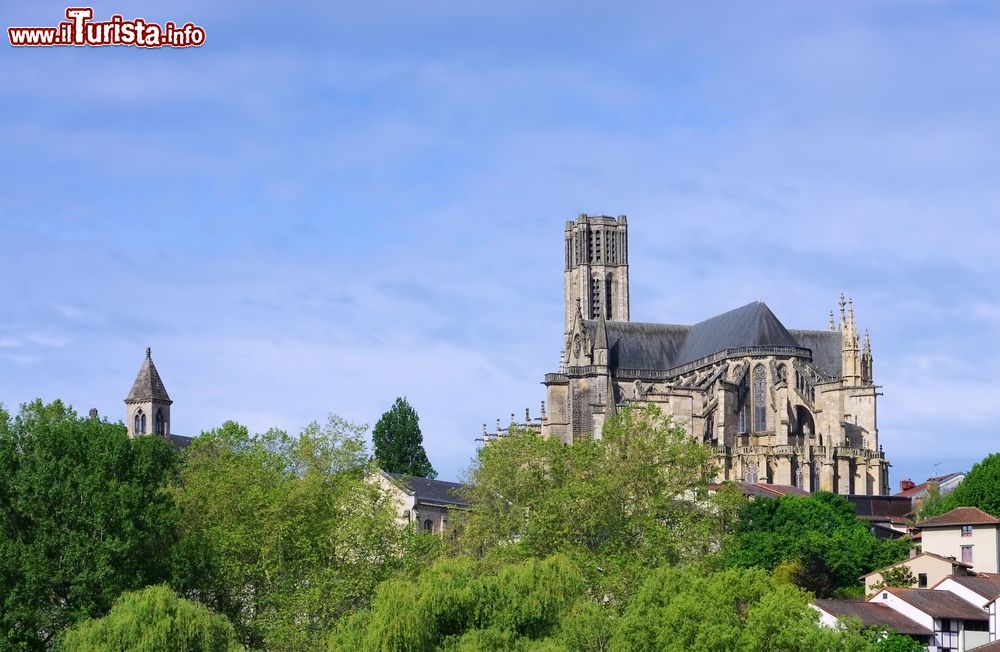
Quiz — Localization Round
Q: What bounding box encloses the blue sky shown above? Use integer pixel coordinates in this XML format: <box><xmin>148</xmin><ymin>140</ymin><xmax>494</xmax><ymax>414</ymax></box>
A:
<box><xmin>2</xmin><ymin>1</ymin><xmax>999</xmax><ymax>486</ymax></box>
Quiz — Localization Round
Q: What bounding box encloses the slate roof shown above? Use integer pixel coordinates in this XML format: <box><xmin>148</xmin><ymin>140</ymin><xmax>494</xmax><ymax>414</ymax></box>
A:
<box><xmin>126</xmin><ymin>348</ymin><xmax>172</xmax><ymax>403</ymax></box>
<box><xmin>583</xmin><ymin>301</ymin><xmax>839</xmax><ymax>375</ymax></box>
<box><xmin>883</xmin><ymin>588</ymin><xmax>989</xmax><ymax>621</ymax></box>
<box><xmin>788</xmin><ymin>329</ymin><xmax>843</xmax><ymax>378</ymax></box>
<box><xmin>386</xmin><ymin>473</ymin><xmax>469</xmax><ymax>507</ymax></box>
<box><xmin>673</xmin><ymin>302</ymin><xmax>800</xmax><ymax>367</ymax></box>
<box><xmin>814</xmin><ymin>600</ymin><xmax>932</xmax><ymax>636</ymax></box>
<box><xmin>168</xmin><ymin>434</ymin><xmax>194</xmax><ymax>451</ymax></box>
<box><xmin>941</xmin><ymin>573</ymin><xmax>1000</xmax><ymax>601</ymax></box>
<box><xmin>918</xmin><ymin>507</ymin><xmax>1000</xmax><ymax>528</ymax></box>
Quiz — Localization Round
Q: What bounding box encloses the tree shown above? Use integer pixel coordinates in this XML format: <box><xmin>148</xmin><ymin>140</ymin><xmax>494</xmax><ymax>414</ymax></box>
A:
<box><xmin>611</xmin><ymin>566</ymin><xmax>875</xmax><ymax>652</ymax></box>
<box><xmin>722</xmin><ymin>491</ymin><xmax>909</xmax><ymax>597</ymax></box>
<box><xmin>171</xmin><ymin>416</ymin><xmax>410</xmax><ymax>650</ymax></box>
<box><xmin>372</xmin><ymin>397</ymin><xmax>436</xmax><ymax>478</ymax></box>
<box><xmin>57</xmin><ymin>585</ymin><xmax>239</xmax><ymax>651</ymax></box>
<box><xmin>0</xmin><ymin>400</ymin><xmax>178</xmax><ymax>650</ymax></box>
<box><xmin>869</xmin><ymin>565</ymin><xmax>917</xmax><ymax>595</ymax></box>
<box><xmin>328</xmin><ymin>555</ymin><xmax>587</xmax><ymax>651</ymax></box>
<box><xmin>939</xmin><ymin>453</ymin><xmax>1000</xmax><ymax>517</ymax></box>
<box><xmin>459</xmin><ymin>404</ymin><xmax>721</xmax><ymax>602</ymax></box>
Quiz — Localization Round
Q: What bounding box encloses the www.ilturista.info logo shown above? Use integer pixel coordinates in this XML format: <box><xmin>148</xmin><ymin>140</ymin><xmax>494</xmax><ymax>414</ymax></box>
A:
<box><xmin>8</xmin><ymin>8</ymin><xmax>205</xmax><ymax>48</ymax></box>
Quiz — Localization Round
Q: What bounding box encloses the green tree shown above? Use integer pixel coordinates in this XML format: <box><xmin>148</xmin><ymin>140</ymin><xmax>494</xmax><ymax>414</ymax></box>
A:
<box><xmin>869</xmin><ymin>565</ymin><xmax>917</xmax><ymax>595</ymax></box>
<box><xmin>171</xmin><ymin>416</ymin><xmax>409</xmax><ymax>651</ymax></box>
<box><xmin>0</xmin><ymin>400</ymin><xmax>178</xmax><ymax>650</ymax></box>
<box><xmin>939</xmin><ymin>453</ymin><xmax>1000</xmax><ymax>517</ymax></box>
<box><xmin>611</xmin><ymin>566</ymin><xmax>873</xmax><ymax>652</ymax></box>
<box><xmin>58</xmin><ymin>585</ymin><xmax>239</xmax><ymax>651</ymax></box>
<box><xmin>328</xmin><ymin>555</ymin><xmax>586</xmax><ymax>651</ymax></box>
<box><xmin>722</xmin><ymin>491</ymin><xmax>909</xmax><ymax>597</ymax></box>
<box><xmin>372</xmin><ymin>397</ymin><xmax>436</xmax><ymax>478</ymax></box>
<box><xmin>459</xmin><ymin>404</ymin><xmax>721</xmax><ymax>600</ymax></box>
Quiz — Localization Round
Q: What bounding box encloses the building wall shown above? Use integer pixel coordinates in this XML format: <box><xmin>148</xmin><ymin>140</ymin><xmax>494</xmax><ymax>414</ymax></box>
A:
<box><xmin>922</xmin><ymin>526</ymin><xmax>1000</xmax><ymax>574</ymax></box>
<box><xmin>864</xmin><ymin>556</ymin><xmax>958</xmax><ymax>597</ymax></box>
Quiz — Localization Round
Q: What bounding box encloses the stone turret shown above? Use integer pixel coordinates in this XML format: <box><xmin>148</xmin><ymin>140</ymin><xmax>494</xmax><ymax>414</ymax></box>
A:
<box><xmin>125</xmin><ymin>347</ymin><xmax>172</xmax><ymax>438</ymax></box>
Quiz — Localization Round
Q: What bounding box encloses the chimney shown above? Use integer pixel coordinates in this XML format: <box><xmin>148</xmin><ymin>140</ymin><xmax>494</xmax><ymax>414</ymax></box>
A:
<box><xmin>899</xmin><ymin>479</ymin><xmax>915</xmax><ymax>491</ymax></box>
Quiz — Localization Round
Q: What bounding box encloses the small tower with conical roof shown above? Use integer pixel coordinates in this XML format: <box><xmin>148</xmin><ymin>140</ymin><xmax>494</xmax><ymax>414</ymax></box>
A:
<box><xmin>125</xmin><ymin>348</ymin><xmax>172</xmax><ymax>438</ymax></box>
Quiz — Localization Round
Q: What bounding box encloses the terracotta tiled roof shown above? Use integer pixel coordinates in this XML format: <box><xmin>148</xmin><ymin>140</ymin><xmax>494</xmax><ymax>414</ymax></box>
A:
<box><xmin>708</xmin><ymin>482</ymin><xmax>809</xmax><ymax>498</ymax></box>
<box><xmin>917</xmin><ymin>507</ymin><xmax>1000</xmax><ymax>528</ymax></box>
<box><xmin>883</xmin><ymin>587</ymin><xmax>988</xmax><ymax>621</ymax></box>
<box><xmin>860</xmin><ymin>552</ymin><xmax>971</xmax><ymax>580</ymax></box>
<box><xmin>814</xmin><ymin>600</ymin><xmax>931</xmax><ymax>636</ymax></box>
<box><xmin>895</xmin><ymin>473</ymin><xmax>962</xmax><ymax>498</ymax></box>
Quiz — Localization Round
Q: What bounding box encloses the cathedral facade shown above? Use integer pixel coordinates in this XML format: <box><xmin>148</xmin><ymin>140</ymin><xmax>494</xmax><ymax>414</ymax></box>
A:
<box><xmin>491</xmin><ymin>214</ymin><xmax>890</xmax><ymax>496</ymax></box>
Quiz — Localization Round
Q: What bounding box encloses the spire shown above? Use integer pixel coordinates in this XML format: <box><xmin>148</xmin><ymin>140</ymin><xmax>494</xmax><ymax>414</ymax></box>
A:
<box><xmin>593</xmin><ymin>312</ymin><xmax>609</xmax><ymax>366</ymax></box>
<box><xmin>125</xmin><ymin>348</ymin><xmax>172</xmax><ymax>404</ymax></box>
<box><xmin>829</xmin><ymin>310</ymin><xmax>835</xmax><ymax>332</ymax></box>
<box><xmin>838</xmin><ymin>293</ymin><xmax>847</xmax><ymax>331</ymax></box>
<box><xmin>847</xmin><ymin>297</ymin><xmax>856</xmax><ymax>332</ymax></box>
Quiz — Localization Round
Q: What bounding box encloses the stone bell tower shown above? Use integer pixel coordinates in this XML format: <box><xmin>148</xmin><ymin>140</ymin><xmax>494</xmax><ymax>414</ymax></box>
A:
<box><xmin>125</xmin><ymin>347</ymin><xmax>172</xmax><ymax>438</ymax></box>
<box><xmin>563</xmin><ymin>214</ymin><xmax>630</xmax><ymax>342</ymax></box>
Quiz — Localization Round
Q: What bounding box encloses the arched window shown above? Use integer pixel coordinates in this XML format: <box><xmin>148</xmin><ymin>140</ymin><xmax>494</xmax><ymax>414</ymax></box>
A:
<box><xmin>745</xmin><ymin>462</ymin><xmax>759</xmax><ymax>484</ymax></box>
<box><xmin>796</xmin><ymin>467</ymin><xmax>804</xmax><ymax>489</ymax></box>
<box><xmin>605</xmin><ymin>274</ymin><xmax>613</xmax><ymax>320</ymax></box>
<box><xmin>590</xmin><ymin>277</ymin><xmax>602</xmax><ymax>318</ymax></box>
<box><xmin>704</xmin><ymin>414</ymin><xmax>714</xmax><ymax>443</ymax></box>
<box><xmin>155</xmin><ymin>409</ymin><xmax>164</xmax><ymax>435</ymax></box>
<box><xmin>423</xmin><ymin>519</ymin><xmax>434</xmax><ymax>534</ymax></box>
<box><xmin>141</xmin><ymin>412</ymin><xmax>146</xmax><ymax>434</ymax></box>
<box><xmin>135</xmin><ymin>409</ymin><xmax>146</xmax><ymax>434</ymax></box>
<box><xmin>752</xmin><ymin>365</ymin><xmax>767</xmax><ymax>432</ymax></box>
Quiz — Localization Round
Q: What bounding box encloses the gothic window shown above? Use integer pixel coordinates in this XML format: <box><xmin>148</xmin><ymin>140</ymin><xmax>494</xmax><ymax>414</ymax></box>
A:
<box><xmin>135</xmin><ymin>409</ymin><xmax>146</xmax><ymax>434</ymax></box>
<box><xmin>155</xmin><ymin>409</ymin><xmax>164</xmax><ymax>435</ymax></box>
<box><xmin>752</xmin><ymin>365</ymin><xmax>767</xmax><ymax>432</ymax></box>
<box><xmin>738</xmin><ymin>405</ymin><xmax>747</xmax><ymax>434</ymax></box>
<box><xmin>812</xmin><ymin>465</ymin><xmax>821</xmax><ymax>491</ymax></box>
<box><xmin>423</xmin><ymin>519</ymin><xmax>434</xmax><ymax>534</ymax></box>
<box><xmin>590</xmin><ymin>277</ymin><xmax>602</xmax><ymax>318</ymax></box>
<box><xmin>795</xmin><ymin>467</ymin><xmax>804</xmax><ymax>489</ymax></box>
<box><xmin>745</xmin><ymin>462</ymin><xmax>759</xmax><ymax>484</ymax></box>
<box><xmin>704</xmin><ymin>414</ymin><xmax>714</xmax><ymax>443</ymax></box>
<box><xmin>605</xmin><ymin>274</ymin><xmax>613</xmax><ymax>320</ymax></box>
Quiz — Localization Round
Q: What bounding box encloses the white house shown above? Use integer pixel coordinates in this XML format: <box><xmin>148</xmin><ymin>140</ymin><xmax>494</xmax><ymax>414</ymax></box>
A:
<box><xmin>371</xmin><ymin>469</ymin><xmax>469</xmax><ymax>533</ymax></box>
<box><xmin>868</xmin><ymin>587</ymin><xmax>990</xmax><ymax>652</ymax></box>
<box><xmin>933</xmin><ymin>574</ymin><xmax>1000</xmax><ymax>644</ymax></box>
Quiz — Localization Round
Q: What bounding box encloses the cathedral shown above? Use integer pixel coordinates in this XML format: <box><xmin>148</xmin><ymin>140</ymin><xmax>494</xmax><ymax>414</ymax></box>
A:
<box><xmin>487</xmin><ymin>214</ymin><xmax>890</xmax><ymax>496</ymax></box>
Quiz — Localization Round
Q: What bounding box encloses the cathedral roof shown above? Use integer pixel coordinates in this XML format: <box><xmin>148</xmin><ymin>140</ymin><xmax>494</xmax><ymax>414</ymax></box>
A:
<box><xmin>125</xmin><ymin>348</ymin><xmax>172</xmax><ymax>404</ymax></box>
<box><xmin>584</xmin><ymin>301</ymin><xmax>842</xmax><ymax>376</ymax></box>
<box><xmin>673</xmin><ymin>301</ymin><xmax>798</xmax><ymax>367</ymax></box>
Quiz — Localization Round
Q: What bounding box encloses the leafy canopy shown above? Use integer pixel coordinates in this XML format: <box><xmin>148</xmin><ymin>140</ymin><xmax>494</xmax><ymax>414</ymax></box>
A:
<box><xmin>372</xmin><ymin>397</ymin><xmax>436</xmax><ymax>478</ymax></box>
<box><xmin>722</xmin><ymin>491</ymin><xmax>909</xmax><ymax>597</ymax></box>
<box><xmin>939</xmin><ymin>452</ymin><xmax>1000</xmax><ymax>517</ymax></box>
<box><xmin>0</xmin><ymin>400</ymin><xmax>178</xmax><ymax>651</ymax></box>
<box><xmin>171</xmin><ymin>416</ymin><xmax>410</xmax><ymax>651</ymax></box>
<box><xmin>58</xmin><ymin>585</ymin><xmax>239</xmax><ymax>652</ymax></box>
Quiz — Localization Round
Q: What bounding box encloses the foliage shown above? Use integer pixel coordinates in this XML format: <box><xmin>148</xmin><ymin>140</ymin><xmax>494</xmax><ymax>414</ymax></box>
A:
<box><xmin>913</xmin><ymin>481</ymin><xmax>944</xmax><ymax>521</ymax></box>
<box><xmin>0</xmin><ymin>400</ymin><xmax>178</xmax><ymax>650</ymax></box>
<box><xmin>372</xmin><ymin>397</ymin><xmax>436</xmax><ymax>478</ymax></box>
<box><xmin>722</xmin><ymin>491</ymin><xmax>909</xmax><ymax>597</ymax></box>
<box><xmin>612</xmin><ymin>566</ymin><xmax>873</xmax><ymax>652</ymax></box>
<box><xmin>869</xmin><ymin>565</ymin><xmax>916</xmax><ymax>595</ymax></box>
<box><xmin>57</xmin><ymin>584</ymin><xmax>240</xmax><ymax>651</ymax></box>
<box><xmin>939</xmin><ymin>452</ymin><xmax>1000</xmax><ymax>517</ymax></box>
<box><xmin>328</xmin><ymin>555</ymin><xmax>586</xmax><ymax>651</ymax></box>
<box><xmin>459</xmin><ymin>404</ymin><xmax>722</xmax><ymax>600</ymax></box>
<box><xmin>171</xmin><ymin>417</ymin><xmax>408</xmax><ymax>651</ymax></box>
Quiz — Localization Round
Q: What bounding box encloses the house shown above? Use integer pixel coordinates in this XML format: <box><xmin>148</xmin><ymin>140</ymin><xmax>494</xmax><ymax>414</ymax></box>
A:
<box><xmin>933</xmin><ymin>574</ymin><xmax>1000</xmax><ymax>643</ymax></box>
<box><xmin>372</xmin><ymin>469</ymin><xmax>469</xmax><ymax>533</ymax></box>
<box><xmin>862</xmin><ymin>552</ymin><xmax>973</xmax><ymax>596</ymax></box>
<box><xmin>868</xmin><ymin>587</ymin><xmax>990</xmax><ymax>652</ymax></box>
<box><xmin>918</xmin><ymin>507</ymin><xmax>1000</xmax><ymax>574</ymax></box>
<box><xmin>897</xmin><ymin>474</ymin><xmax>965</xmax><ymax>513</ymax></box>
<box><xmin>813</xmin><ymin>599</ymin><xmax>931</xmax><ymax>647</ymax></box>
